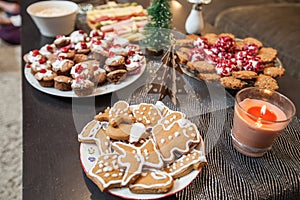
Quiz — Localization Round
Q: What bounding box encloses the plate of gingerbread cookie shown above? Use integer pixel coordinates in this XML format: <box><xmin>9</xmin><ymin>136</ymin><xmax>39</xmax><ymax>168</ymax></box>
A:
<box><xmin>23</xmin><ymin>29</ymin><xmax>146</xmax><ymax>97</ymax></box>
<box><xmin>79</xmin><ymin>101</ymin><xmax>207</xmax><ymax>199</ymax></box>
<box><xmin>176</xmin><ymin>33</ymin><xmax>285</xmax><ymax>91</ymax></box>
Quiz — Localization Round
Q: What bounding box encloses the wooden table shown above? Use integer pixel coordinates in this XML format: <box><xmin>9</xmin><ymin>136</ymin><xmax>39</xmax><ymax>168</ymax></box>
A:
<box><xmin>21</xmin><ymin>1</ymin><xmax>300</xmax><ymax>200</ymax></box>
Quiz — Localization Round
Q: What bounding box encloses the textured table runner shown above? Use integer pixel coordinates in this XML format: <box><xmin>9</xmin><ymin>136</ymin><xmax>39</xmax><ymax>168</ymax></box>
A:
<box><xmin>177</xmin><ymin>108</ymin><xmax>300</xmax><ymax>200</ymax></box>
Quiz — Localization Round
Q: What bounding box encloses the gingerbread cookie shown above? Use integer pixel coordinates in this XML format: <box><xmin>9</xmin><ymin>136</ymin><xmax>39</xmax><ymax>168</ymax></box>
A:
<box><xmin>243</xmin><ymin>37</ymin><xmax>263</xmax><ymax>49</ymax></box>
<box><xmin>257</xmin><ymin>47</ymin><xmax>277</xmax><ymax>63</ymax></box>
<box><xmin>94</xmin><ymin>107</ymin><xmax>110</xmax><ymax>122</ymax></box>
<box><xmin>220</xmin><ymin>76</ymin><xmax>247</xmax><ymax>89</ymax></box>
<box><xmin>109</xmin><ymin>101</ymin><xmax>134</xmax><ymax>127</ymax></box>
<box><xmin>188</xmin><ymin>61</ymin><xmax>215</xmax><ymax>73</ymax></box>
<box><xmin>105</xmin><ymin>123</ymin><xmax>132</xmax><ymax>141</ymax></box>
<box><xmin>160</xmin><ymin>111</ymin><xmax>186</xmax><ymax>129</ymax></box>
<box><xmin>129</xmin><ymin>169</ymin><xmax>174</xmax><ymax>194</ymax></box>
<box><xmin>175</xmin><ymin>38</ymin><xmax>194</xmax><ymax>47</ymax></box>
<box><xmin>154</xmin><ymin>101</ymin><xmax>171</xmax><ymax>117</ymax></box>
<box><xmin>132</xmin><ymin>103</ymin><xmax>162</xmax><ymax>128</ymax></box>
<box><xmin>112</xmin><ymin>142</ymin><xmax>144</xmax><ymax>186</ymax></box>
<box><xmin>232</xmin><ymin>70</ymin><xmax>258</xmax><ymax>79</ymax></box>
<box><xmin>153</xmin><ymin>119</ymin><xmax>200</xmax><ymax>163</ymax></box>
<box><xmin>88</xmin><ymin>153</ymin><xmax>124</xmax><ymax>191</ymax></box>
<box><xmin>78</xmin><ymin>120</ymin><xmax>111</xmax><ymax>155</ymax></box>
<box><xmin>254</xmin><ymin>74</ymin><xmax>279</xmax><ymax>90</ymax></box>
<box><xmin>263</xmin><ymin>66</ymin><xmax>285</xmax><ymax>78</ymax></box>
<box><xmin>198</xmin><ymin>73</ymin><xmax>220</xmax><ymax>81</ymax></box>
<box><xmin>163</xmin><ymin>149</ymin><xmax>206</xmax><ymax>179</ymax></box>
<box><xmin>203</xmin><ymin>33</ymin><xmax>218</xmax><ymax>44</ymax></box>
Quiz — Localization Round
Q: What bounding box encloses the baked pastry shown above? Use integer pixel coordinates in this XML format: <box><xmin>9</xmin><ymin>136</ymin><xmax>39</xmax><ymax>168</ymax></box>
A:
<box><xmin>220</xmin><ymin>76</ymin><xmax>247</xmax><ymax>89</ymax></box>
<box><xmin>34</xmin><ymin>69</ymin><xmax>57</xmax><ymax>87</ymax></box>
<box><xmin>106</xmin><ymin>69</ymin><xmax>127</xmax><ymax>84</ymax></box>
<box><xmin>254</xmin><ymin>74</ymin><xmax>279</xmax><ymax>90</ymax></box>
<box><xmin>71</xmin><ymin>77</ymin><xmax>95</xmax><ymax>96</ymax></box>
<box><xmin>51</xmin><ymin>58</ymin><xmax>74</xmax><ymax>76</ymax></box>
<box><xmin>54</xmin><ymin>75</ymin><xmax>73</xmax><ymax>91</ymax></box>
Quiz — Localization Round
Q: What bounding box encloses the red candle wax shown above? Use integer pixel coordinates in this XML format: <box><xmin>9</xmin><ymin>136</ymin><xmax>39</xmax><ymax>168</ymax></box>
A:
<box><xmin>247</xmin><ymin>106</ymin><xmax>277</xmax><ymax>122</ymax></box>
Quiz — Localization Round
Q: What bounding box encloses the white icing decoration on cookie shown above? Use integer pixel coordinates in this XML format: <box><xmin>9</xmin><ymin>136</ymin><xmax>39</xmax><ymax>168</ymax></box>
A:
<box><xmin>129</xmin><ymin>122</ymin><xmax>146</xmax><ymax>143</ymax></box>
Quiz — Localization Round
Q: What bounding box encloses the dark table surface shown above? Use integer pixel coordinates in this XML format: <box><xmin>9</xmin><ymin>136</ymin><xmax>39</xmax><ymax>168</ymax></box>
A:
<box><xmin>21</xmin><ymin>1</ymin><xmax>300</xmax><ymax>200</ymax></box>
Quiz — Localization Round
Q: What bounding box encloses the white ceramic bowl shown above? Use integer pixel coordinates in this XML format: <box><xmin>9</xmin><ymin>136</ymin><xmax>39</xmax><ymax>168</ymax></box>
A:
<box><xmin>27</xmin><ymin>1</ymin><xmax>79</xmax><ymax>37</ymax></box>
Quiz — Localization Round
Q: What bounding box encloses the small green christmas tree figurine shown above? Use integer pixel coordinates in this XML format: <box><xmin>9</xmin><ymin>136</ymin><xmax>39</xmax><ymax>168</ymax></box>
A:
<box><xmin>142</xmin><ymin>0</ymin><xmax>172</xmax><ymax>55</ymax></box>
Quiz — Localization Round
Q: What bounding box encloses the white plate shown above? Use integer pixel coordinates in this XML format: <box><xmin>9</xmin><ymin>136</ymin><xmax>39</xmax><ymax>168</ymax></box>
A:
<box><xmin>80</xmin><ymin>142</ymin><xmax>202</xmax><ymax>199</ymax></box>
<box><xmin>24</xmin><ymin>58</ymin><xmax>146</xmax><ymax>97</ymax></box>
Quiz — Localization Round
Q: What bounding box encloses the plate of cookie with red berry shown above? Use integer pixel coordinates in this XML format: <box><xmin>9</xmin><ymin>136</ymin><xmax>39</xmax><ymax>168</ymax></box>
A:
<box><xmin>23</xmin><ymin>29</ymin><xmax>146</xmax><ymax>97</ymax></box>
<box><xmin>176</xmin><ymin>33</ymin><xmax>285</xmax><ymax>91</ymax></box>
<box><xmin>79</xmin><ymin>101</ymin><xmax>207</xmax><ymax>199</ymax></box>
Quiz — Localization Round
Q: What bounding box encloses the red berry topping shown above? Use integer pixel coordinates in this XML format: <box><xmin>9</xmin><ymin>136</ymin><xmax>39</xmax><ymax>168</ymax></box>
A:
<box><xmin>75</xmin><ymin>64</ymin><xmax>84</xmax><ymax>74</ymax></box>
<box><xmin>80</xmin><ymin>42</ymin><xmax>87</xmax><ymax>49</ymax></box>
<box><xmin>242</xmin><ymin>43</ymin><xmax>259</xmax><ymax>56</ymax></box>
<box><xmin>78</xmin><ymin>30</ymin><xmax>85</xmax><ymax>34</ymax></box>
<box><xmin>101</xmin><ymin>32</ymin><xmax>105</xmax><ymax>40</ymax></box>
<box><xmin>58</xmin><ymin>56</ymin><xmax>65</xmax><ymax>60</ymax></box>
<box><xmin>194</xmin><ymin>37</ymin><xmax>210</xmax><ymax>49</ymax></box>
<box><xmin>94</xmin><ymin>39</ymin><xmax>101</xmax><ymax>45</ymax></box>
<box><xmin>93</xmin><ymin>66</ymin><xmax>99</xmax><ymax>71</ymax></box>
<box><xmin>125</xmin><ymin>59</ymin><xmax>131</xmax><ymax>64</ymax></box>
<box><xmin>189</xmin><ymin>48</ymin><xmax>205</xmax><ymax>62</ymax></box>
<box><xmin>46</xmin><ymin>45</ymin><xmax>53</xmax><ymax>52</ymax></box>
<box><xmin>108</xmin><ymin>52</ymin><xmax>115</xmax><ymax>58</ymax></box>
<box><xmin>56</xmin><ymin>35</ymin><xmax>63</xmax><ymax>39</ymax></box>
<box><xmin>215</xmin><ymin>36</ymin><xmax>236</xmax><ymax>53</ymax></box>
<box><xmin>39</xmin><ymin>57</ymin><xmax>47</xmax><ymax>64</ymax></box>
<box><xmin>39</xmin><ymin>69</ymin><xmax>47</xmax><ymax>73</ymax></box>
<box><xmin>25</xmin><ymin>63</ymin><xmax>31</xmax><ymax>68</ymax></box>
<box><xmin>128</xmin><ymin>50</ymin><xmax>135</xmax><ymax>57</ymax></box>
<box><xmin>32</xmin><ymin>49</ymin><xmax>40</xmax><ymax>56</ymax></box>
<box><xmin>61</xmin><ymin>47</ymin><xmax>69</xmax><ymax>53</ymax></box>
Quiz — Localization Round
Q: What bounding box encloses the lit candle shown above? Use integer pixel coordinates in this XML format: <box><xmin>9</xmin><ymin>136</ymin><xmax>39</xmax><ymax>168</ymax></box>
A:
<box><xmin>231</xmin><ymin>88</ymin><xmax>295</xmax><ymax>157</ymax></box>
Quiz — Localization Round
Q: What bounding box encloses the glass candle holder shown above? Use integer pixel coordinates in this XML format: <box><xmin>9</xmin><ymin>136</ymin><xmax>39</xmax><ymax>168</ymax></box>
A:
<box><xmin>231</xmin><ymin>87</ymin><xmax>296</xmax><ymax>157</ymax></box>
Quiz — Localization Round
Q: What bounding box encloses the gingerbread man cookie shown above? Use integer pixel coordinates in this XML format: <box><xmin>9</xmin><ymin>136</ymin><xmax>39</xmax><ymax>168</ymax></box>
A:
<box><xmin>153</xmin><ymin>119</ymin><xmax>200</xmax><ymax>163</ymax></box>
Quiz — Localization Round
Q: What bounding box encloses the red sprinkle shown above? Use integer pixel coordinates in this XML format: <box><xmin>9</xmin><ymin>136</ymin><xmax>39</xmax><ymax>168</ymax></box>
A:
<box><xmin>125</xmin><ymin>59</ymin><xmax>131</xmax><ymax>64</ymax></box>
<box><xmin>128</xmin><ymin>50</ymin><xmax>135</xmax><ymax>57</ymax></box>
<box><xmin>32</xmin><ymin>49</ymin><xmax>40</xmax><ymax>56</ymax></box>
<box><xmin>39</xmin><ymin>69</ymin><xmax>47</xmax><ymax>73</ymax></box>
<box><xmin>39</xmin><ymin>57</ymin><xmax>47</xmax><ymax>64</ymax></box>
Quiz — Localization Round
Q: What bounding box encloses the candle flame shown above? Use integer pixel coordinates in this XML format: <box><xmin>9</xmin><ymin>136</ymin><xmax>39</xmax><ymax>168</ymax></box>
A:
<box><xmin>260</xmin><ymin>105</ymin><xmax>267</xmax><ymax>115</ymax></box>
